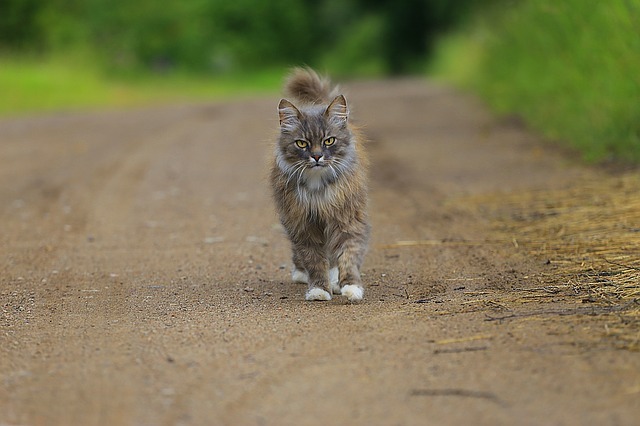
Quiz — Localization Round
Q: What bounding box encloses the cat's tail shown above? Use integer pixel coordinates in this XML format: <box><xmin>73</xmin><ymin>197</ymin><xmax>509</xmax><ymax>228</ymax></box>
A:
<box><xmin>284</xmin><ymin>67</ymin><xmax>338</xmax><ymax>105</ymax></box>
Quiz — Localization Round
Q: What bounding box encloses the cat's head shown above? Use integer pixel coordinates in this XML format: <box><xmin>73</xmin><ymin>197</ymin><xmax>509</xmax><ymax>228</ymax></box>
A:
<box><xmin>276</xmin><ymin>95</ymin><xmax>355</xmax><ymax>188</ymax></box>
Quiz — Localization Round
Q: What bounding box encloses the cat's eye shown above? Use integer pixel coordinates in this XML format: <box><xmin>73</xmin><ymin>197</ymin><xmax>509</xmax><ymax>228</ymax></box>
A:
<box><xmin>295</xmin><ymin>140</ymin><xmax>308</xmax><ymax>149</ymax></box>
<box><xmin>324</xmin><ymin>137</ymin><xmax>336</xmax><ymax>147</ymax></box>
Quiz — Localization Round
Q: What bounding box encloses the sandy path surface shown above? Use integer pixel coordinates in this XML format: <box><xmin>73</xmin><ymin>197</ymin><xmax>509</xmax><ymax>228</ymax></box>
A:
<box><xmin>1</xmin><ymin>80</ymin><xmax>638</xmax><ymax>425</ymax></box>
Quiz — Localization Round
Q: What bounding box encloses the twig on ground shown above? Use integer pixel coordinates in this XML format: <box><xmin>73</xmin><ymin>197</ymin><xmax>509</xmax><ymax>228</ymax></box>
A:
<box><xmin>436</xmin><ymin>334</ymin><xmax>493</xmax><ymax>345</ymax></box>
<box><xmin>379</xmin><ymin>239</ymin><xmax>504</xmax><ymax>249</ymax></box>
<box><xmin>409</xmin><ymin>388</ymin><xmax>503</xmax><ymax>405</ymax></box>
<box><xmin>433</xmin><ymin>346</ymin><xmax>488</xmax><ymax>354</ymax></box>
<box><xmin>601</xmin><ymin>257</ymin><xmax>640</xmax><ymax>271</ymax></box>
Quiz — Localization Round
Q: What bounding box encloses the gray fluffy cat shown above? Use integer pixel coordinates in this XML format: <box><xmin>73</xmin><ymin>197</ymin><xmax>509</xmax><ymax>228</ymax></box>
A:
<box><xmin>270</xmin><ymin>68</ymin><xmax>370</xmax><ymax>302</ymax></box>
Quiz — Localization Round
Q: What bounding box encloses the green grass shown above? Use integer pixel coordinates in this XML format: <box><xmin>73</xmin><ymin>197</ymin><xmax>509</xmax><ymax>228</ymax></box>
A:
<box><xmin>0</xmin><ymin>56</ymin><xmax>283</xmax><ymax>117</ymax></box>
<box><xmin>430</xmin><ymin>0</ymin><xmax>640</xmax><ymax>163</ymax></box>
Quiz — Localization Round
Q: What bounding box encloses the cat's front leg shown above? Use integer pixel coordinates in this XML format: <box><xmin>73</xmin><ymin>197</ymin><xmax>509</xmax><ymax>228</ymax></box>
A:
<box><xmin>291</xmin><ymin>251</ymin><xmax>309</xmax><ymax>284</ymax></box>
<box><xmin>294</xmin><ymin>243</ymin><xmax>332</xmax><ymax>301</ymax></box>
<box><xmin>338</xmin><ymin>264</ymin><xmax>364</xmax><ymax>302</ymax></box>
<box><xmin>334</xmin><ymin>230</ymin><xmax>369</xmax><ymax>302</ymax></box>
<box><xmin>306</xmin><ymin>263</ymin><xmax>332</xmax><ymax>301</ymax></box>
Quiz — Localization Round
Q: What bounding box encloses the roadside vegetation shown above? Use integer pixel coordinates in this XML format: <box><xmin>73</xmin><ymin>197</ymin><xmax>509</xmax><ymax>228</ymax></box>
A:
<box><xmin>0</xmin><ymin>0</ymin><xmax>474</xmax><ymax>116</ymax></box>
<box><xmin>3</xmin><ymin>0</ymin><xmax>638</xmax><ymax>164</ymax></box>
<box><xmin>431</xmin><ymin>0</ymin><xmax>640</xmax><ymax>163</ymax></box>
<box><xmin>0</xmin><ymin>56</ymin><xmax>283</xmax><ymax>116</ymax></box>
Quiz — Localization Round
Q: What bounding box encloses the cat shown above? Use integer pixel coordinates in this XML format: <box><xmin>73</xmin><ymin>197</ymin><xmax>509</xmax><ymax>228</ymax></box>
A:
<box><xmin>270</xmin><ymin>68</ymin><xmax>370</xmax><ymax>302</ymax></box>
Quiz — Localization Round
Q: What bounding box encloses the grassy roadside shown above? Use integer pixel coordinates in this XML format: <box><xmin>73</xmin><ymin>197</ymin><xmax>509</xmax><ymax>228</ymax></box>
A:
<box><xmin>430</xmin><ymin>0</ymin><xmax>640</xmax><ymax>163</ymax></box>
<box><xmin>0</xmin><ymin>57</ymin><xmax>283</xmax><ymax>117</ymax></box>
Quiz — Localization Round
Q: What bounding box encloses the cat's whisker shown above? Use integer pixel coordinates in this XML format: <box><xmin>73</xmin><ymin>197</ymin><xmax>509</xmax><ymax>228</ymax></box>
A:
<box><xmin>329</xmin><ymin>164</ymin><xmax>338</xmax><ymax>182</ymax></box>
<box><xmin>296</xmin><ymin>163</ymin><xmax>307</xmax><ymax>188</ymax></box>
<box><xmin>286</xmin><ymin>161</ymin><xmax>306</xmax><ymax>186</ymax></box>
<box><xmin>330</xmin><ymin>157</ymin><xmax>350</xmax><ymax>175</ymax></box>
<box><xmin>291</xmin><ymin>162</ymin><xmax>306</xmax><ymax>182</ymax></box>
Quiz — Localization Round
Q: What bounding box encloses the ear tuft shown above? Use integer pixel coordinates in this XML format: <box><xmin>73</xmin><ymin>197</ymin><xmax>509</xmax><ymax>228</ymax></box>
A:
<box><xmin>278</xmin><ymin>99</ymin><xmax>301</xmax><ymax>129</ymax></box>
<box><xmin>325</xmin><ymin>95</ymin><xmax>349</xmax><ymax>125</ymax></box>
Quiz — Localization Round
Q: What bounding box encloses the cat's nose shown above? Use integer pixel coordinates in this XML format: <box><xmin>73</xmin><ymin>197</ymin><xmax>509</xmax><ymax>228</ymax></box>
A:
<box><xmin>311</xmin><ymin>154</ymin><xmax>322</xmax><ymax>162</ymax></box>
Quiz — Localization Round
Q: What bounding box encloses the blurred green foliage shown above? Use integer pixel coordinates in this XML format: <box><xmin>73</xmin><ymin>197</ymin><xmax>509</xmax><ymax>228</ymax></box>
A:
<box><xmin>432</xmin><ymin>0</ymin><xmax>640</xmax><ymax>163</ymax></box>
<box><xmin>0</xmin><ymin>0</ymin><xmax>478</xmax><ymax>76</ymax></box>
<box><xmin>0</xmin><ymin>56</ymin><xmax>285</xmax><ymax>116</ymax></box>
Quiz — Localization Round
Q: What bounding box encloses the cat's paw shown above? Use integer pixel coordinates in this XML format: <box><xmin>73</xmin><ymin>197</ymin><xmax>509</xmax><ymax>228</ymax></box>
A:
<box><xmin>292</xmin><ymin>269</ymin><xmax>309</xmax><ymax>284</ymax></box>
<box><xmin>329</xmin><ymin>267</ymin><xmax>340</xmax><ymax>294</ymax></box>
<box><xmin>341</xmin><ymin>285</ymin><xmax>364</xmax><ymax>302</ymax></box>
<box><xmin>305</xmin><ymin>287</ymin><xmax>332</xmax><ymax>301</ymax></box>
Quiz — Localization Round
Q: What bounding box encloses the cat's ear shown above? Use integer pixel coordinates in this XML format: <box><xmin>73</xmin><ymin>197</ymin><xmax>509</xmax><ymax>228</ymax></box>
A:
<box><xmin>325</xmin><ymin>94</ymin><xmax>349</xmax><ymax>126</ymax></box>
<box><xmin>278</xmin><ymin>99</ymin><xmax>301</xmax><ymax>130</ymax></box>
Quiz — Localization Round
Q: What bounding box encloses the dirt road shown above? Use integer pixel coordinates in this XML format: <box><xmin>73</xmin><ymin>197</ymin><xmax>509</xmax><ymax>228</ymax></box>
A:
<box><xmin>1</xmin><ymin>80</ymin><xmax>638</xmax><ymax>425</ymax></box>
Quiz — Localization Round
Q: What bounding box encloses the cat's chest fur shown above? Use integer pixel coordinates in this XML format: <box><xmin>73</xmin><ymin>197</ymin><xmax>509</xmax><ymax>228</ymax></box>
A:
<box><xmin>302</xmin><ymin>167</ymin><xmax>326</xmax><ymax>191</ymax></box>
<box><xmin>295</xmin><ymin>174</ymin><xmax>339</xmax><ymax>214</ymax></box>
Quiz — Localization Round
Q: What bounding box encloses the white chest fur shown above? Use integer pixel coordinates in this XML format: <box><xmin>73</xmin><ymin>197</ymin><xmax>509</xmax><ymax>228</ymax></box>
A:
<box><xmin>296</xmin><ymin>172</ymin><xmax>338</xmax><ymax>212</ymax></box>
<box><xmin>304</xmin><ymin>167</ymin><xmax>327</xmax><ymax>191</ymax></box>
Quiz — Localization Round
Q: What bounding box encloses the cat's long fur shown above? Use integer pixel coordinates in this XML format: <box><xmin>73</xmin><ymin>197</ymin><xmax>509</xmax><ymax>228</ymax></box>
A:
<box><xmin>270</xmin><ymin>68</ymin><xmax>370</xmax><ymax>302</ymax></box>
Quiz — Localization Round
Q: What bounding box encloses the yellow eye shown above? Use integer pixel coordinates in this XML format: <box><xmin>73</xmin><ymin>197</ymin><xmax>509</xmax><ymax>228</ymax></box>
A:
<box><xmin>324</xmin><ymin>137</ymin><xmax>336</xmax><ymax>147</ymax></box>
<box><xmin>295</xmin><ymin>140</ymin><xmax>308</xmax><ymax>149</ymax></box>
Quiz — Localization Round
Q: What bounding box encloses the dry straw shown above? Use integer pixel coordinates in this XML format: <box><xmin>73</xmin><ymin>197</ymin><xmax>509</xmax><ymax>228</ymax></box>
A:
<box><xmin>470</xmin><ymin>173</ymin><xmax>640</xmax><ymax>350</ymax></box>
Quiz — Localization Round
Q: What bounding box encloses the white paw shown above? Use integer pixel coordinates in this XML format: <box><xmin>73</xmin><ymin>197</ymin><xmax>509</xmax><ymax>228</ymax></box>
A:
<box><xmin>341</xmin><ymin>285</ymin><xmax>364</xmax><ymax>302</ymax></box>
<box><xmin>292</xmin><ymin>269</ymin><xmax>309</xmax><ymax>284</ymax></box>
<box><xmin>305</xmin><ymin>287</ymin><xmax>332</xmax><ymax>301</ymax></box>
<box><xmin>329</xmin><ymin>267</ymin><xmax>340</xmax><ymax>294</ymax></box>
